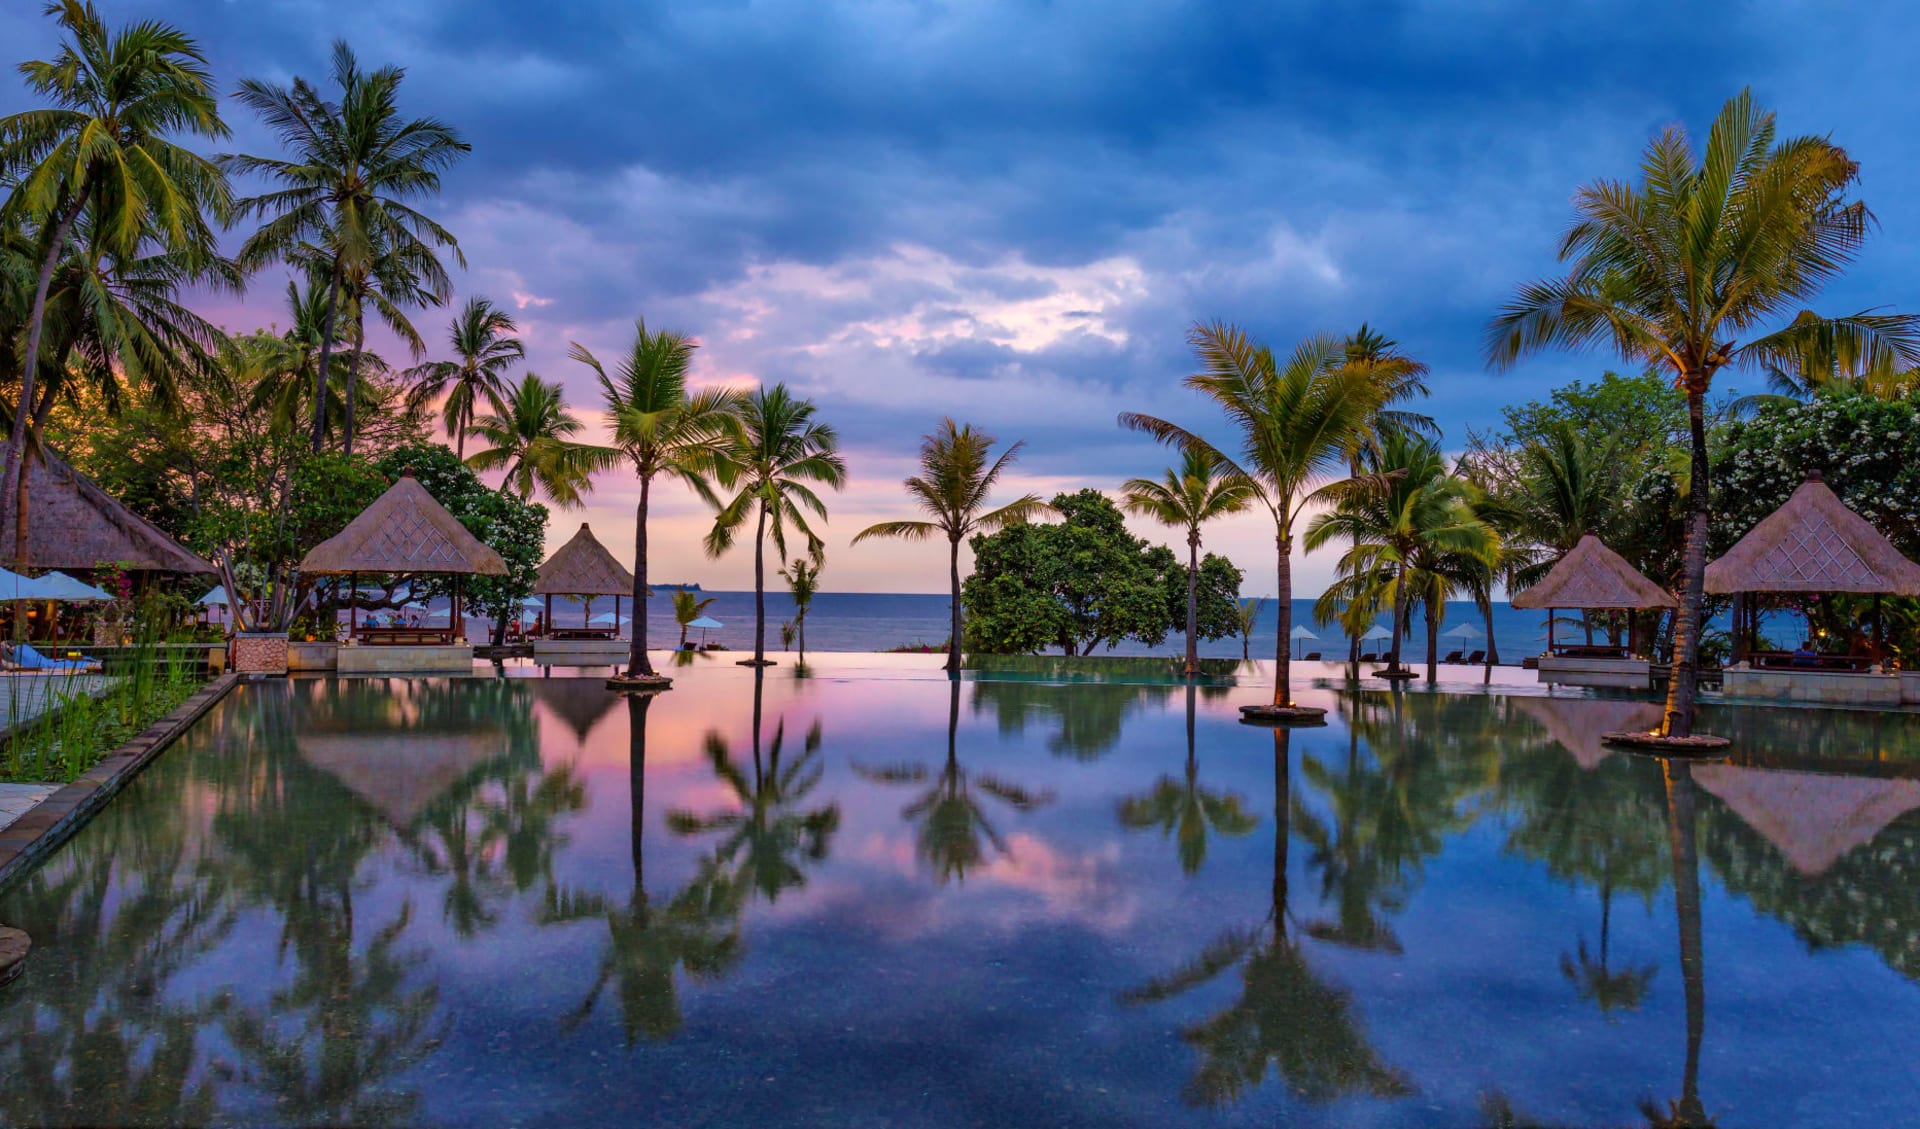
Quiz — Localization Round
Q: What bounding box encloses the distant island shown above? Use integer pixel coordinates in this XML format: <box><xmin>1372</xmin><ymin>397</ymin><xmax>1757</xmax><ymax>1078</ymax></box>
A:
<box><xmin>653</xmin><ymin>582</ymin><xmax>702</xmax><ymax>591</ymax></box>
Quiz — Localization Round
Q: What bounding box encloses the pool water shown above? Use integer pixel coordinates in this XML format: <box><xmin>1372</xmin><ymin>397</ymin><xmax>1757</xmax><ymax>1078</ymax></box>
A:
<box><xmin>2</xmin><ymin>657</ymin><xmax>1918</xmax><ymax>1127</ymax></box>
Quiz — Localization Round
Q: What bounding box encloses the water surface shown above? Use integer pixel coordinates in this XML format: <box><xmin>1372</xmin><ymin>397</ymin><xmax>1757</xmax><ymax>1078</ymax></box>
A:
<box><xmin>2</xmin><ymin>657</ymin><xmax>1918</xmax><ymax>1127</ymax></box>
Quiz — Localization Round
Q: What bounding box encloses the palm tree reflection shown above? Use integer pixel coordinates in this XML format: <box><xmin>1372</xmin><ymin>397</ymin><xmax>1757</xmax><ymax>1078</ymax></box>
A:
<box><xmin>859</xmin><ymin>676</ymin><xmax>1054</xmax><ymax>883</ymax></box>
<box><xmin>1117</xmin><ymin>683</ymin><xmax>1257</xmax><ymax>875</ymax></box>
<box><xmin>1643</xmin><ymin>760</ymin><xmax>1714</xmax><ymax>1129</ymax></box>
<box><xmin>545</xmin><ymin>690</ymin><xmax>743</xmax><ymax>1046</ymax></box>
<box><xmin>1123</xmin><ymin>725</ymin><xmax>1411</xmax><ymax>1108</ymax></box>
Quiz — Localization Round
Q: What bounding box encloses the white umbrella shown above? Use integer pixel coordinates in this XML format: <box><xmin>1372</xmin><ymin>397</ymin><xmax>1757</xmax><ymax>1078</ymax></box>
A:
<box><xmin>1360</xmin><ymin>625</ymin><xmax>1393</xmax><ymax>641</ymax></box>
<box><xmin>1289</xmin><ymin>624</ymin><xmax>1317</xmax><ymax>659</ymax></box>
<box><xmin>687</xmin><ymin>614</ymin><xmax>724</xmax><ymax>647</ymax></box>
<box><xmin>37</xmin><ymin>571</ymin><xmax>112</xmax><ymax>602</ymax></box>
<box><xmin>0</xmin><ymin>567</ymin><xmax>52</xmax><ymax>602</ymax></box>
<box><xmin>1442</xmin><ymin>623</ymin><xmax>1483</xmax><ymax>639</ymax></box>
<box><xmin>197</xmin><ymin>585</ymin><xmax>231</xmax><ymax>607</ymax></box>
<box><xmin>591</xmin><ymin>611</ymin><xmax>627</xmax><ymax>627</ymax></box>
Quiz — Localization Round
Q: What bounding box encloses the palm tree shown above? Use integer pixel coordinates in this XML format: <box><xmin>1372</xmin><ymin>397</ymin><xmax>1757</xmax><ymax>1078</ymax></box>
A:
<box><xmin>1122</xmin><ymin>448</ymin><xmax>1256</xmax><ymax>675</ymax></box>
<box><xmin>852</xmin><ymin>419</ymin><xmax>1047</xmax><ymax>671</ymax></box>
<box><xmin>0</xmin><ymin>0</ymin><xmax>230</xmax><ymax>570</ymax></box>
<box><xmin>1119</xmin><ymin>684</ymin><xmax>1258</xmax><ymax>874</ymax></box>
<box><xmin>224</xmin><ymin>39</ymin><xmax>469</xmax><ymax>453</ymax></box>
<box><xmin>575</xmin><ymin>320</ymin><xmax>740</xmax><ymax>683</ymax></box>
<box><xmin>1487</xmin><ymin>90</ymin><xmax>1920</xmax><ymax>738</ymax></box>
<box><xmin>1122</xmin><ymin>325</ymin><xmax>1382</xmax><ymax>714</ymax></box>
<box><xmin>1306</xmin><ymin>433</ymin><xmax>1497</xmax><ymax>681</ymax></box>
<box><xmin>295</xmin><ymin>227</ymin><xmax>439</xmax><ymax>454</ymax></box>
<box><xmin>1339</xmin><ymin>323</ymin><xmax>1435</xmax><ymax>465</ymax></box>
<box><xmin>1234</xmin><ymin>597</ymin><xmax>1263</xmax><ymax>661</ymax></box>
<box><xmin>706</xmin><ymin>385</ymin><xmax>847</xmax><ymax>666</ymax></box>
<box><xmin>407</xmin><ymin>297</ymin><xmax>522</xmax><ymax>459</ymax></box>
<box><xmin>465</xmin><ymin>373</ymin><xmax>617</xmax><ymax>507</ymax></box>
<box><xmin>671</xmin><ymin>588</ymin><xmax>717</xmax><ymax>650</ymax></box>
<box><xmin>779</xmin><ymin>546</ymin><xmax>824</xmax><ymax>662</ymax></box>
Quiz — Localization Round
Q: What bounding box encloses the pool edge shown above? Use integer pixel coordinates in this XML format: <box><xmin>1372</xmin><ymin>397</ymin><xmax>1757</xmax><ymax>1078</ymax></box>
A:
<box><xmin>0</xmin><ymin>672</ymin><xmax>241</xmax><ymax>893</ymax></box>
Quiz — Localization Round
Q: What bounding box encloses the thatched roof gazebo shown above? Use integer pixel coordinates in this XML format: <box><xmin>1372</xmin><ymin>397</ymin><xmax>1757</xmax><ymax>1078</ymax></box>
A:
<box><xmin>299</xmin><ymin>474</ymin><xmax>506</xmax><ymax>645</ymax></box>
<box><xmin>1511</xmin><ymin>534</ymin><xmax>1676</xmax><ymax>658</ymax></box>
<box><xmin>533</xmin><ymin>523</ymin><xmax>634</xmax><ymax>640</ymax></box>
<box><xmin>1693</xmin><ymin>763</ymin><xmax>1920</xmax><ymax>876</ymax></box>
<box><xmin>0</xmin><ymin>448</ymin><xmax>214</xmax><ymax>574</ymax></box>
<box><xmin>1514</xmin><ymin>696</ymin><xmax>1664</xmax><ymax>771</ymax></box>
<box><xmin>1707</xmin><ymin>472</ymin><xmax>1920</xmax><ymax>668</ymax></box>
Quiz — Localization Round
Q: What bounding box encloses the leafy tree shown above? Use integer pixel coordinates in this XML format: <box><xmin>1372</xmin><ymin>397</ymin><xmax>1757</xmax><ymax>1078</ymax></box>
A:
<box><xmin>1487</xmin><ymin>90</ymin><xmax>1920</xmax><ymax>737</ymax></box>
<box><xmin>465</xmin><ymin>372</ymin><xmax>616</xmax><ymax>508</ymax></box>
<box><xmin>409</xmin><ymin>297</ymin><xmax>523</xmax><ymax>459</ymax></box>
<box><xmin>963</xmin><ymin>488</ymin><xmax>1186</xmax><ymax>655</ymax></box>
<box><xmin>852</xmin><ymin>418</ymin><xmax>1048</xmax><ymax>671</ymax></box>
<box><xmin>373</xmin><ymin>443</ymin><xmax>547</xmax><ymax>645</ymax></box>
<box><xmin>575</xmin><ymin>320</ymin><xmax>739</xmax><ymax>680</ymax></box>
<box><xmin>225</xmin><ymin>40</ymin><xmax>469</xmax><ymax>453</ymax></box>
<box><xmin>1122</xmin><ymin>325</ymin><xmax>1382</xmax><ymax>710</ymax></box>
<box><xmin>705</xmin><ymin>385</ymin><xmax>846</xmax><ymax>665</ymax></box>
<box><xmin>1122</xmin><ymin>448</ymin><xmax>1255</xmax><ymax>674</ymax></box>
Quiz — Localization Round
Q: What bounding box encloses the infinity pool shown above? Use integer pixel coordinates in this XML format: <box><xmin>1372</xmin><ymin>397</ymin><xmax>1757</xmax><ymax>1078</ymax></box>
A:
<box><xmin>2</xmin><ymin>657</ymin><xmax>1918</xmax><ymax>1127</ymax></box>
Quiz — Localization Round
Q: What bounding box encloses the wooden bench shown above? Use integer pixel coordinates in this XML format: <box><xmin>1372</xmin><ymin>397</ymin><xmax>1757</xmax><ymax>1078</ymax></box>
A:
<box><xmin>355</xmin><ymin>627</ymin><xmax>456</xmax><ymax>646</ymax></box>
<box><xmin>547</xmin><ymin>627</ymin><xmax>616</xmax><ymax>641</ymax></box>
<box><xmin>1750</xmin><ymin>651</ymin><xmax>1874</xmax><ymax>673</ymax></box>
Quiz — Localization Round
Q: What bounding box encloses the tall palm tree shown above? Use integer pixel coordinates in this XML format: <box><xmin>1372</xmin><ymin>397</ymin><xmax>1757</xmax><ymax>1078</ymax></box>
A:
<box><xmin>706</xmin><ymin>385</ymin><xmax>847</xmax><ymax>666</ymax></box>
<box><xmin>465</xmin><ymin>373</ymin><xmax>617</xmax><ymax>508</ymax></box>
<box><xmin>0</xmin><ymin>0</ymin><xmax>230</xmax><ymax>569</ymax></box>
<box><xmin>852</xmin><ymin>419</ymin><xmax>1047</xmax><ymax>671</ymax></box>
<box><xmin>1339</xmin><ymin>323</ymin><xmax>1435</xmax><ymax>466</ymax></box>
<box><xmin>1305</xmin><ymin>434</ymin><xmax>1498</xmax><ymax>680</ymax></box>
<box><xmin>224</xmin><ymin>39</ymin><xmax>468</xmax><ymax>453</ymax></box>
<box><xmin>671</xmin><ymin>588</ymin><xmax>717</xmax><ymax>650</ymax></box>
<box><xmin>293</xmin><ymin>227</ymin><xmax>438</xmax><ymax>454</ymax></box>
<box><xmin>1487</xmin><ymin>90</ymin><xmax>1920</xmax><ymax>738</ymax></box>
<box><xmin>1122</xmin><ymin>324</ymin><xmax>1382</xmax><ymax>715</ymax></box>
<box><xmin>407</xmin><ymin>296</ymin><xmax>522</xmax><ymax>459</ymax></box>
<box><xmin>778</xmin><ymin>546</ymin><xmax>824</xmax><ymax>662</ymax></box>
<box><xmin>575</xmin><ymin>320</ymin><xmax>740</xmax><ymax>683</ymax></box>
<box><xmin>1122</xmin><ymin>448</ymin><xmax>1256</xmax><ymax>675</ymax></box>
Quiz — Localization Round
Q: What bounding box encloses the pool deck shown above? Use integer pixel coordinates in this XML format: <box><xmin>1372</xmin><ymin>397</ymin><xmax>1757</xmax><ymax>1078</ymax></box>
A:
<box><xmin>0</xmin><ymin>673</ymin><xmax>110</xmax><ymax>740</ymax></box>
<box><xmin>0</xmin><ymin>784</ymin><xmax>57</xmax><ymax>832</ymax></box>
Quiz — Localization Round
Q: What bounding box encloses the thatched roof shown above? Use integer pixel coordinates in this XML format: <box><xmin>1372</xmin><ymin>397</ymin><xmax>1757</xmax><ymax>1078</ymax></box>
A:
<box><xmin>0</xmin><ymin>448</ymin><xmax>213</xmax><ymax>573</ymax></box>
<box><xmin>1510</xmin><ymin>535</ymin><xmax>1676</xmax><ymax>610</ymax></box>
<box><xmin>1706</xmin><ymin>474</ymin><xmax>1920</xmax><ymax>596</ymax></box>
<box><xmin>534</xmin><ymin>523</ymin><xmax>634</xmax><ymax>596</ymax></box>
<box><xmin>1694</xmin><ymin>763</ymin><xmax>1920</xmax><ymax>876</ymax></box>
<box><xmin>298</xmin><ymin>475</ymin><xmax>507</xmax><ymax>576</ymax></box>
<box><xmin>299</xmin><ymin>731</ymin><xmax>505</xmax><ymax>828</ymax></box>
<box><xmin>1514</xmin><ymin>696</ymin><xmax>1664</xmax><ymax>770</ymax></box>
<box><xmin>529</xmin><ymin>677</ymin><xmax>620</xmax><ymax>743</ymax></box>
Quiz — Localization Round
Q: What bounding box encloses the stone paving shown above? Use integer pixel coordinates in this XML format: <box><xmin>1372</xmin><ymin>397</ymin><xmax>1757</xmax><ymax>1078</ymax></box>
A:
<box><xmin>0</xmin><ymin>783</ymin><xmax>58</xmax><ymax>832</ymax></box>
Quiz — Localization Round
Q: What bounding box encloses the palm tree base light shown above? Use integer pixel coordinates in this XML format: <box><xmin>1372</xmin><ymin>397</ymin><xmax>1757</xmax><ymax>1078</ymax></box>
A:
<box><xmin>1238</xmin><ymin>703</ymin><xmax>1328</xmax><ymax>726</ymax></box>
<box><xmin>1600</xmin><ymin>730</ymin><xmax>1731</xmax><ymax>754</ymax></box>
<box><xmin>607</xmin><ymin>674</ymin><xmax>673</xmax><ymax>693</ymax></box>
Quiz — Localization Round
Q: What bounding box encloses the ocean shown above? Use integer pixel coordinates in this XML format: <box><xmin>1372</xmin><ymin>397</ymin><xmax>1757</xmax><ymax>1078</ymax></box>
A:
<box><xmin>530</xmin><ymin>592</ymin><xmax>1575</xmax><ymax>661</ymax></box>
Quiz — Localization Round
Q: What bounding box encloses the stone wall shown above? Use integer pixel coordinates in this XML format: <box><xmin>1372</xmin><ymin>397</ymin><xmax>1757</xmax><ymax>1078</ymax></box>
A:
<box><xmin>230</xmin><ymin>633</ymin><xmax>288</xmax><ymax>675</ymax></box>
<box><xmin>336</xmin><ymin>644</ymin><xmax>475</xmax><ymax>674</ymax></box>
<box><xmin>1721</xmin><ymin>667</ymin><xmax>1902</xmax><ymax>706</ymax></box>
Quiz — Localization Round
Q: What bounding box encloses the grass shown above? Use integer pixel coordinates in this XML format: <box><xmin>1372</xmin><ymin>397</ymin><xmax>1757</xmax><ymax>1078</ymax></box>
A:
<box><xmin>0</xmin><ymin>640</ymin><xmax>206</xmax><ymax>784</ymax></box>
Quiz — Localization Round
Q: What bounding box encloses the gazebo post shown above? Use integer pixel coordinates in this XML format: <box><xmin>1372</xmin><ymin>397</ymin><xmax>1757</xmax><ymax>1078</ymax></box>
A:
<box><xmin>1874</xmin><ymin>593</ymin><xmax>1884</xmax><ymax>662</ymax></box>
<box><xmin>544</xmin><ymin>594</ymin><xmax>552</xmax><ymax>638</ymax></box>
<box><xmin>453</xmin><ymin>575</ymin><xmax>463</xmax><ymax>643</ymax></box>
<box><xmin>1731</xmin><ymin>593</ymin><xmax>1745</xmax><ymax>665</ymax></box>
<box><xmin>349</xmin><ymin>572</ymin><xmax>358</xmax><ymax>640</ymax></box>
<box><xmin>615</xmin><ymin>594</ymin><xmax>621</xmax><ymax>636</ymax></box>
<box><xmin>1547</xmin><ymin>608</ymin><xmax>1556</xmax><ymax>657</ymax></box>
<box><xmin>1628</xmin><ymin>610</ymin><xmax>1638</xmax><ymax>659</ymax></box>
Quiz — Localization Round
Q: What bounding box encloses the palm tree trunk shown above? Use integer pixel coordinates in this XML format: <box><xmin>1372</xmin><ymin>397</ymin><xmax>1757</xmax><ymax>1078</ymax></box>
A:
<box><xmin>947</xmin><ymin>535</ymin><xmax>963</xmax><ymax>672</ymax></box>
<box><xmin>629</xmin><ymin>474</ymin><xmax>654</xmax><ymax>677</ymax></box>
<box><xmin>5</xmin><ymin>198</ymin><xmax>82</xmax><ymax>579</ymax></box>
<box><xmin>1272</xmin><ymin>727</ymin><xmax>1290</xmax><ymax>928</ymax></box>
<box><xmin>1481</xmin><ymin>593</ymin><xmax>1498</xmax><ymax>685</ymax></box>
<box><xmin>1272</xmin><ymin>531</ymin><xmax>1293</xmax><ymax>707</ymax></box>
<box><xmin>629</xmin><ymin>692</ymin><xmax>652</xmax><ymax>896</ymax></box>
<box><xmin>1184</xmin><ymin>529</ymin><xmax>1201</xmax><ymax>676</ymax></box>
<box><xmin>751</xmin><ymin>500</ymin><xmax>769</xmax><ymax>664</ymax></box>
<box><xmin>1389</xmin><ymin>558</ymin><xmax>1410</xmax><ymax>672</ymax></box>
<box><xmin>312</xmin><ymin>255</ymin><xmax>345</xmax><ymax>454</ymax></box>
<box><xmin>1664</xmin><ymin>759</ymin><xmax>1708</xmax><ymax>1126</ymax></box>
<box><xmin>342</xmin><ymin>310</ymin><xmax>364</xmax><ymax>456</ymax></box>
<box><xmin>1662</xmin><ymin>386</ymin><xmax>1712</xmax><ymax>738</ymax></box>
<box><xmin>1424</xmin><ymin>590</ymin><xmax>1440</xmax><ymax>682</ymax></box>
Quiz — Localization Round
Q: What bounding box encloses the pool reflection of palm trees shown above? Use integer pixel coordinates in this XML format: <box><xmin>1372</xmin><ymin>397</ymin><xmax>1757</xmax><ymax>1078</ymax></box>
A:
<box><xmin>1646</xmin><ymin>759</ymin><xmax>1714</xmax><ymax>1129</ymax></box>
<box><xmin>1118</xmin><ymin>683</ymin><xmax>1257</xmax><ymax>875</ymax></box>
<box><xmin>548</xmin><ymin>690</ymin><xmax>744</xmax><ymax>1046</ymax></box>
<box><xmin>669</xmin><ymin>671</ymin><xmax>841</xmax><ymax>904</ymax></box>
<box><xmin>1123</xmin><ymin>726</ymin><xmax>1410</xmax><ymax>1108</ymax></box>
<box><xmin>859</xmin><ymin>677</ymin><xmax>1055</xmax><ymax>883</ymax></box>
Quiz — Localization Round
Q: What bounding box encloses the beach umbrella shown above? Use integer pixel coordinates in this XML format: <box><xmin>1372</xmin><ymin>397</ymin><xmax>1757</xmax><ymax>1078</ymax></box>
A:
<box><xmin>688</xmin><ymin>614</ymin><xmax>724</xmax><ymax>647</ymax></box>
<box><xmin>37</xmin><ymin>571</ymin><xmax>112</xmax><ymax>602</ymax></box>
<box><xmin>1360</xmin><ymin>625</ymin><xmax>1393</xmax><ymax>641</ymax></box>
<box><xmin>0</xmin><ymin>568</ymin><xmax>52</xmax><ymax>601</ymax></box>
<box><xmin>1290</xmin><ymin>624</ymin><xmax>1317</xmax><ymax>659</ymax></box>
<box><xmin>1442</xmin><ymin>623</ymin><xmax>1483</xmax><ymax>639</ymax></box>
<box><xmin>591</xmin><ymin>611</ymin><xmax>627</xmax><ymax>627</ymax></box>
<box><xmin>197</xmin><ymin>585</ymin><xmax>231</xmax><ymax>607</ymax></box>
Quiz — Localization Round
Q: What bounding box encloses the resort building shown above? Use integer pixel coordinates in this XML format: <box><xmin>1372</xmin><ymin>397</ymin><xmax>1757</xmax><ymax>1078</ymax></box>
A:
<box><xmin>1511</xmin><ymin>534</ymin><xmax>1677</xmax><ymax>689</ymax></box>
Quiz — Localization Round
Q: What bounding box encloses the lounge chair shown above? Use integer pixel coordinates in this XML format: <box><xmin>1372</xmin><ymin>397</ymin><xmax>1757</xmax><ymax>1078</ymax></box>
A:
<box><xmin>8</xmin><ymin>642</ymin><xmax>101</xmax><ymax>673</ymax></box>
<box><xmin>1464</xmin><ymin>650</ymin><xmax>1485</xmax><ymax>665</ymax></box>
<box><xmin>1442</xmin><ymin>649</ymin><xmax>1464</xmax><ymax>664</ymax></box>
<box><xmin>1303</xmin><ymin>651</ymin><xmax>1322</xmax><ymax>661</ymax></box>
<box><xmin>1358</xmin><ymin>651</ymin><xmax>1379</xmax><ymax>663</ymax></box>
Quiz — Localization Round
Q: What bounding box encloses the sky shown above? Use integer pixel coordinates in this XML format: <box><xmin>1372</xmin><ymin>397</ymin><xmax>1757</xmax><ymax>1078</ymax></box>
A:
<box><xmin>4</xmin><ymin>0</ymin><xmax>1919</xmax><ymax>595</ymax></box>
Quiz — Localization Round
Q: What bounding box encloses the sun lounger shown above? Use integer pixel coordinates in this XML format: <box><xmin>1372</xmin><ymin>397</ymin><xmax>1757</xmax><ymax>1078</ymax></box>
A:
<box><xmin>1443</xmin><ymin>650</ymin><xmax>1464</xmax><ymax>664</ymax></box>
<box><xmin>1358</xmin><ymin>652</ymin><xmax>1379</xmax><ymax>663</ymax></box>
<box><xmin>1303</xmin><ymin>651</ymin><xmax>1322</xmax><ymax>661</ymax></box>
<box><xmin>1465</xmin><ymin>650</ymin><xmax>1485</xmax><ymax>665</ymax></box>
<box><xmin>9</xmin><ymin>643</ymin><xmax>101</xmax><ymax>673</ymax></box>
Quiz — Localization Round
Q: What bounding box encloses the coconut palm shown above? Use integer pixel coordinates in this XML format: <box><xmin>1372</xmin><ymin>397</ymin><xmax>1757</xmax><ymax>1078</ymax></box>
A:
<box><xmin>224</xmin><ymin>39</ymin><xmax>469</xmax><ymax>453</ymax></box>
<box><xmin>1234</xmin><ymin>597</ymin><xmax>1263</xmax><ymax>661</ymax></box>
<box><xmin>1306</xmin><ymin>433</ymin><xmax>1498</xmax><ymax>681</ymax></box>
<box><xmin>293</xmin><ymin>227</ymin><xmax>439</xmax><ymax>454</ymax></box>
<box><xmin>1122</xmin><ymin>325</ymin><xmax>1383</xmax><ymax>711</ymax></box>
<box><xmin>407</xmin><ymin>297</ymin><xmax>522</xmax><ymax>458</ymax></box>
<box><xmin>1339</xmin><ymin>323</ymin><xmax>1435</xmax><ymax>465</ymax></box>
<box><xmin>671</xmin><ymin>588</ymin><xmax>717</xmax><ymax>650</ymax></box>
<box><xmin>1122</xmin><ymin>448</ymin><xmax>1256</xmax><ymax>675</ymax></box>
<box><xmin>1487</xmin><ymin>90</ymin><xmax>1920</xmax><ymax>738</ymax></box>
<box><xmin>706</xmin><ymin>385</ymin><xmax>847</xmax><ymax>666</ymax></box>
<box><xmin>0</xmin><ymin>0</ymin><xmax>230</xmax><ymax>568</ymax></box>
<box><xmin>779</xmin><ymin>546</ymin><xmax>824</xmax><ymax>662</ymax></box>
<box><xmin>465</xmin><ymin>373</ymin><xmax>617</xmax><ymax>508</ymax></box>
<box><xmin>852</xmin><ymin>419</ymin><xmax>1047</xmax><ymax>672</ymax></box>
<box><xmin>1119</xmin><ymin>684</ymin><xmax>1258</xmax><ymax>875</ymax></box>
<box><xmin>575</xmin><ymin>320</ymin><xmax>740</xmax><ymax>682</ymax></box>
